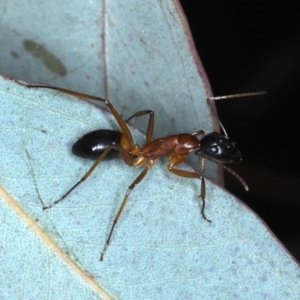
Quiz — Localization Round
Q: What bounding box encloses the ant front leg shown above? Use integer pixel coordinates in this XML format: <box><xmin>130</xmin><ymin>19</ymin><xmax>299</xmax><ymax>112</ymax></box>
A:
<box><xmin>167</xmin><ymin>154</ymin><xmax>211</xmax><ymax>223</ymax></box>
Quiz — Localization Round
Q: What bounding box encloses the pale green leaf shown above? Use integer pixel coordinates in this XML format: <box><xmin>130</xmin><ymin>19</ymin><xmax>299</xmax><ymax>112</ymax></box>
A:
<box><xmin>1</xmin><ymin>76</ymin><xmax>300</xmax><ymax>300</ymax></box>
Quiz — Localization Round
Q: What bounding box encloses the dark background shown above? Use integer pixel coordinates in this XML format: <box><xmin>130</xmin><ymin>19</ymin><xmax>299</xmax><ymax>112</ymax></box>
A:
<box><xmin>180</xmin><ymin>1</ymin><xmax>300</xmax><ymax>262</ymax></box>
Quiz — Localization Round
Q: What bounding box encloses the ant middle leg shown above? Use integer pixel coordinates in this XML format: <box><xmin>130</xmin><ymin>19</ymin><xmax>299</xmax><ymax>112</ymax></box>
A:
<box><xmin>167</xmin><ymin>154</ymin><xmax>211</xmax><ymax>222</ymax></box>
<box><xmin>100</xmin><ymin>166</ymin><xmax>150</xmax><ymax>261</ymax></box>
<box><xmin>125</xmin><ymin>110</ymin><xmax>154</xmax><ymax>143</ymax></box>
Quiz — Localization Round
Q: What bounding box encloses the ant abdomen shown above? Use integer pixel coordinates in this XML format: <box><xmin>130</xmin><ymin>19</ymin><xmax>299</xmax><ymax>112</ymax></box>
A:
<box><xmin>72</xmin><ymin>129</ymin><xmax>121</xmax><ymax>160</ymax></box>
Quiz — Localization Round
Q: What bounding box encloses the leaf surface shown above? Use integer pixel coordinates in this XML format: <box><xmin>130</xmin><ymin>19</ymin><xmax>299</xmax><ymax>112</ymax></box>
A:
<box><xmin>1</xmin><ymin>0</ymin><xmax>300</xmax><ymax>299</ymax></box>
<box><xmin>0</xmin><ymin>76</ymin><xmax>300</xmax><ymax>299</ymax></box>
<box><xmin>0</xmin><ymin>0</ymin><xmax>213</xmax><ymax>144</ymax></box>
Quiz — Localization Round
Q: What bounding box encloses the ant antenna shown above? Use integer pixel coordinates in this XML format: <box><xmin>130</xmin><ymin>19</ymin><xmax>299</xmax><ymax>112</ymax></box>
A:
<box><xmin>201</xmin><ymin>155</ymin><xmax>249</xmax><ymax>191</ymax></box>
<box><xmin>219</xmin><ymin>161</ymin><xmax>249</xmax><ymax>191</ymax></box>
<box><xmin>207</xmin><ymin>91</ymin><xmax>267</xmax><ymax>137</ymax></box>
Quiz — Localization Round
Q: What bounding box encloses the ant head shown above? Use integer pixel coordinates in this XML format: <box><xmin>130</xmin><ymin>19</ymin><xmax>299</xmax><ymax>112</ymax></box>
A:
<box><xmin>196</xmin><ymin>132</ymin><xmax>242</xmax><ymax>164</ymax></box>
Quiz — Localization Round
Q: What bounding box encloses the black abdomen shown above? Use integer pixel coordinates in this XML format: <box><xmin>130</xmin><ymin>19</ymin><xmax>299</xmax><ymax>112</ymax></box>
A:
<box><xmin>72</xmin><ymin>129</ymin><xmax>121</xmax><ymax>160</ymax></box>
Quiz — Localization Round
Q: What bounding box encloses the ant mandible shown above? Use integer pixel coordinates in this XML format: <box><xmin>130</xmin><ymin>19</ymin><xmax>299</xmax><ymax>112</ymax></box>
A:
<box><xmin>17</xmin><ymin>80</ymin><xmax>266</xmax><ymax>261</ymax></box>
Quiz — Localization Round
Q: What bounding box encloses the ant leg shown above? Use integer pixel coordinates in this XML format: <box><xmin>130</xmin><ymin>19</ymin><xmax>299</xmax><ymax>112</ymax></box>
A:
<box><xmin>100</xmin><ymin>166</ymin><xmax>150</xmax><ymax>261</ymax></box>
<box><xmin>167</xmin><ymin>154</ymin><xmax>211</xmax><ymax>222</ymax></box>
<box><xmin>43</xmin><ymin>144</ymin><xmax>114</xmax><ymax>210</ymax></box>
<box><xmin>117</xmin><ymin>142</ymin><xmax>136</xmax><ymax>166</ymax></box>
<box><xmin>15</xmin><ymin>80</ymin><xmax>134</xmax><ymax>148</ymax></box>
<box><xmin>125</xmin><ymin>110</ymin><xmax>154</xmax><ymax>143</ymax></box>
<box><xmin>191</xmin><ymin>130</ymin><xmax>205</xmax><ymax>137</ymax></box>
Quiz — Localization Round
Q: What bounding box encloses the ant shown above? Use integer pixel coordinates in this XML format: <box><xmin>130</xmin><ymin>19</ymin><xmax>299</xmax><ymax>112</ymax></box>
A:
<box><xmin>17</xmin><ymin>80</ymin><xmax>266</xmax><ymax>261</ymax></box>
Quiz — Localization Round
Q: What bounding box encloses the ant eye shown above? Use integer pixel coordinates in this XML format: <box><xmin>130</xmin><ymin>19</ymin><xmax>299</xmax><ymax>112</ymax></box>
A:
<box><xmin>210</xmin><ymin>146</ymin><xmax>219</xmax><ymax>154</ymax></box>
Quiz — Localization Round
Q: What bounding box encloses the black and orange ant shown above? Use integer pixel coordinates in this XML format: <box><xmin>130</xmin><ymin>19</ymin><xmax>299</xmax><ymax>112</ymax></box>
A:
<box><xmin>16</xmin><ymin>80</ymin><xmax>266</xmax><ymax>260</ymax></box>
